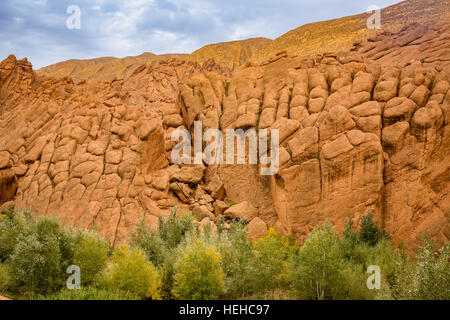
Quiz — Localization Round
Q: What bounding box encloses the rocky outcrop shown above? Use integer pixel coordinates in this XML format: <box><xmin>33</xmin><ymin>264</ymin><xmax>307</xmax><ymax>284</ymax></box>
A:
<box><xmin>36</xmin><ymin>37</ymin><xmax>269</xmax><ymax>83</ymax></box>
<box><xmin>1</xmin><ymin>22</ymin><xmax>449</xmax><ymax>251</ymax></box>
<box><xmin>249</xmin><ymin>0</ymin><xmax>450</xmax><ymax>66</ymax></box>
<box><xmin>0</xmin><ymin>55</ymin><xmax>229</xmax><ymax>245</ymax></box>
<box><xmin>173</xmin><ymin>22</ymin><xmax>450</xmax><ymax>249</ymax></box>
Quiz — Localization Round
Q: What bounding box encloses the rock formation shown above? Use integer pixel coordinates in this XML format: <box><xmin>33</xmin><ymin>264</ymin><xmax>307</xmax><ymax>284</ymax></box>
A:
<box><xmin>36</xmin><ymin>38</ymin><xmax>270</xmax><ymax>83</ymax></box>
<box><xmin>249</xmin><ymin>0</ymin><xmax>450</xmax><ymax>65</ymax></box>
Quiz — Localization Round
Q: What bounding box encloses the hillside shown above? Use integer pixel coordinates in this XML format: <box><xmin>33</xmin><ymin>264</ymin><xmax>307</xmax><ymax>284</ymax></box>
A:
<box><xmin>37</xmin><ymin>38</ymin><xmax>271</xmax><ymax>83</ymax></box>
<box><xmin>37</xmin><ymin>52</ymin><xmax>187</xmax><ymax>83</ymax></box>
<box><xmin>186</xmin><ymin>37</ymin><xmax>272</xmax><ymax>70</ymax></box>
<box><xmin>249</xmin><ymin>0</ymin><xmax>450</xmax><ymax>64</ymax></box>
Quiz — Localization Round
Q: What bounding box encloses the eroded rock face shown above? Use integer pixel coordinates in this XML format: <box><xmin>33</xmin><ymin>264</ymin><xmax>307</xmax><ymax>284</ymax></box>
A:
<box><xmin>172</xmin><ymin>23</ymin><xmax>450</xmax><ymax>249</ymax></box>
<box><xmin>0</xmin><ymin>55</ymin><xmax>229</xmax><ymax>245</ymax></box>
<box><xmin>1</xmin><ymin>22</ymin><xmax>449</xmax><ymax>250</ymax></box>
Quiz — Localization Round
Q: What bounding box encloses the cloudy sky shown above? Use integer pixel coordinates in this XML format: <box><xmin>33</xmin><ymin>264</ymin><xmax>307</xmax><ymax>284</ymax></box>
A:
<box><xmin>0</xmin><ymin>0</ymin><xmax>402</xmax><ymax>69</ymax></box>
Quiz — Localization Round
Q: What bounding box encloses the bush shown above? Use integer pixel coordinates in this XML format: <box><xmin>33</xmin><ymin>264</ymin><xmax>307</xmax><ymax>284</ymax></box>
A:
<box><xmin>407</xmin><ymin>239</ymin><xmax>449</xmax><ymax>300</ymax></box>
<box><xmin>289</xmin><ymin>223</ymin><xmax>372</xmax><ymax>300</ymax></box>
<box><xmin>130</xmin><ymin>211</ymin><xmax>191</xmax><ymax>300</ymax></box>
<box><xmin>0</xmin><ymin>263</ymin><xmax>11</xmax><ymax>294</ymax></box>
<box><xmin>131</xmin><ymin>215</ymin><xmax>168</xmax><ymax>267</ymax></box>
<box><xmin>252</xmin><ymin>228</ymin><xmax>298</xmax><ymax>297</ymax></box>
<box><xmin>337</xmin><ymin>219</ymin><xmax>360</xmax><ymax>261</ymax></box>
<box><xmin>8</xmin><ymin>218</ymin><xmax>67</xmax><ymax>295</ymax></box>
<box><xmin>102</xmin><ymin>245</ymin><xmax>161</xmax><ymax>300</ymax></box>
<box><xmin>172</xmin><ymin>237</ymin><xmax>224</xmax><ymax>300</ymax></box>
<box><xmin>0</xmin><ymin>211</ymin><xmax>33</xmax><ymax>262</ymax></box>
<box><xmin>216</xmin><ymin>221</ymin><xmax>256</xmax><ymax>298</ymax></box>
<box><xmin>158</xmin><ymin>208</ymin><xmax>194</xmax><ymax>249</ymax></box>
<box><xmin>72</xmin><ymin>232</ymin><xmax>109</xmax><ymax>285</ymax></box>
<box><xmin>367</xmin><ymin>239</ymin><xmax>402</xmax><ymax>287</ymax></box>
<box><xmin>35</xmin><ymin>286</ymin><xmax>139</xmax><ymax>300</ymax></box>
<box><xmin>359</xmin><ymin>212</ymin><xmax>389</xmax><ymax>246</ymax></box>
<box><xmin>158</xmin><ymin>253</ymin><xmax>177</xmax><ymax>300</ymax></box>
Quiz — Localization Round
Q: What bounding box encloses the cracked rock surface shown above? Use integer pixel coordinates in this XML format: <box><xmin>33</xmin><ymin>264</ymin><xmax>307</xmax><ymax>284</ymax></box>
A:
<box><xmin>0</xmin><ymin>22</ymin><xmax>449</xmax><ymax>250</ymax></box>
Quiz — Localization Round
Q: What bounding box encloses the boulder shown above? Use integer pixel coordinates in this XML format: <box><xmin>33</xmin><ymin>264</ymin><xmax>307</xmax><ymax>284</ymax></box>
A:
<box><xmin>247</xmin><ymin>217</ymin><xmax>268</xmax><ymax>240</ymax></box>
<box><xmin>170</xmin><ymin>165</ymin><xmax>205</xmax><ymax>184</ymax></box>
<box><xmin>223</xmin><ymin>201</ymin><xmax>258</xmax><ymax>222</ymax></box>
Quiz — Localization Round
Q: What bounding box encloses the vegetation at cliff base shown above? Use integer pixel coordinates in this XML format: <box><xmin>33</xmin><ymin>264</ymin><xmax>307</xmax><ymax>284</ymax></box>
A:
<box><xmin>0</xmin><ymin>208</ymin><xmax>448</xmax><ymax>300</ymax></box>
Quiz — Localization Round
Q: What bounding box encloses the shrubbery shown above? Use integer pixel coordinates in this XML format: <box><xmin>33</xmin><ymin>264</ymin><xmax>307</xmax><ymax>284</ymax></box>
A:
<box><xmin>392</xmin><ymin>238</ymin><xmax>450</xmax><ymax>300</ymax></box>
<box><xmin>0</xmin><ymin>210</ymin><xmax>33</xmax><ymax>262</ymax></box>
<box><xmin>35</xmin><ymin>286</ymin><xmax>138</xmax><ymax>300</ymax></box>
<box><xmin>72</xmin><ymin>232</ymin><xmax>109</xmax><ymax>285</ymax></box>
<box><xmin>0</xmin><ymin>209</ymin><xmax>448</xmax><ymax>300</ymax></box>
<box><xmin>252</xmin><ymin>228</ymin><xmax>297</xmax><ymax>297</ymax></box>
<box><xmin>215</xmin><ymin>221</ymin><xmax>257</xmax><ymax>298</ymax></box>
<box><xmin>101</xmin><ymin>245</ymin><xmax>161</xmax><ymax>300</ymax></box>
<box><xmin>0</xmin><ymin>263</ymin><xmax>10</xmax><ymax>294</ymax></box>
<box><xmin>8</xmin><ymin>218</ymin><xmax>69</xmax><ymax>295</ymax></box>
<box><xmin>358</xmin><ymin>211</ymin><xmax>390</xmax><ymax>246</ymax></box>
<box><xmin>172</xmin><ymin>236</ymin><xmax>224</xmax><ymax>300</ymax></box>
<box><xmin>289</xmin><ymin>224</ymin><xmax>355</xmax><ymax>299</ymax></box>
<box><xmin>130</xmin><ymin>209</ymin><xmax>195</xmax><ymax>299</ymax></box>
<box><xmin>0</xmin><ymin>211</ymin><xmax>113</xmax><ymax>298</ymax></box>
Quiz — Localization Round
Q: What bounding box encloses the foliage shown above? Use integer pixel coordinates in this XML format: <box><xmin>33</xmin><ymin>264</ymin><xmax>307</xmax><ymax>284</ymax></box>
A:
<box><xmin>0</xmin><ymin>263</ymin><xmax>10</xmax><ymax>294</ymax></box>
<box><xmin>216</xmin><ymin>221</ymin><xmax>256</xmax><ymax>298</ymax></box>
<box><xmin>158</xmin><ymin>208</ymin><xmax>195</xmax><ymax>250</ymax></box>
<box><xmin>130</xmin><ymin>210</ymin><xmax>193</xmax><ymax>300</ymax></box>
<box><xmin>102</xmin><ymin>245</ymin><xmax>161</xmax><ymax>300</ymax></box>
<box><xmin>72</xmin><ymin>232</ymin><xmax>109</xmax><ymax>285</ymax></box>
<box><xmin>7</xmin><ymin>218</ymin><xmax>68</xmax><ymax>295</ymax></box>
<box><xmin>289</xmin><ymin>223</ymin><xmax>374</xmax><ymax>300</ymax></box>
<box><xmin>414</xmin><ymin>239</ymin><xmax>449</xmax><ymax>300</ymax></box>
<box><xmin>253</xmin><ymin>228</ymin><xmax>299</xmax><ymax>297</ymax></box>
<box><xmin>392</xmin><ymin>238</ymin><xmax>449</xmax><ymax>300</ymax></box>
<box><xmin>289</xmin><ymin>224</ymin><xmax>346</xmax><ymax>299</ymax></box>
<box><xmin>172</xmin><ymin>236</ymin><xmax>224</xmax><ymax>300</ymax></box>
<box><xmin>225</xmin><ymin>200</ymin><xmax>237</xmax><ymax>207</ymax></box>
<box><xmin>359</xmin><ymin>212</ymin><xmax>390</xmax><ymax>246</ymax></box>
<box><xmin>158</xmin><ymin>253</ymin><xmax>177</xmax><ymax>300</ymax></box>
<box><xmin>0</xmin><ymin>210</ymin><xmax>33</xmax><ymax>262</ymax></box>
<box><xmin>131</xmin><ymin>215</ymin><xmax>168</xmax><ymax>267</ymax></box>
<box><xmin>34</xmin><ymin>286</ymin><xmax>138</xmax><ymax>300</ymax></box>
<box><xmin>1</xmin><ymin>209</ymin><xmax>448</xmax><ymax>301</ymax></box>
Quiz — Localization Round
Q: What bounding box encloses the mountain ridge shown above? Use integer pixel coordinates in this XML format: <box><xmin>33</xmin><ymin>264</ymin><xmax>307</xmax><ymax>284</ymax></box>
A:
<box><xmin>36</xmin><ymin>0</ymin><xmax>449</xmax><ymax>83</ymax></box>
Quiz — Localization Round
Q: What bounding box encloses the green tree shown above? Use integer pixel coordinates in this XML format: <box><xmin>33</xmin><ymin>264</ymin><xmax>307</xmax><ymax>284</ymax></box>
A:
<box><xmin>290</xmin><ymin>223</ymin><xmax>373</xmax><ymax>300</ymax></box>
<box><xmin>359</xmin><ymin>211</ymin><xmax>389</xmax><ymax>246</ymax></box>
<box><xmin>290</xmin><ymin>224</ymin><xmax>346</xmax><ymax>299</ymax></box>
<box><xmin>216</xmin><ymin>221</ymin><xmax>256</xmax><ymax>298</ymax></box>
<box><xmin>73</xmin><ymin>232</ymin><xmax>109</xmax><ymax>285</ymax></box>
<box><xmin>0</xmin><ymin>211</ymin><xmax>33</xmax><ymax>262</ymax></box>
<box><xmin>102</xmin><ymin>245</ymin><xmax>161</xmax><ymax>300</ymax></box>
<box><xmin>253</xmin><ymin>228</ymin><xmax>298</xmax><ymax>297</ymax></box>
<box><xmin>131</xmin><ymin>214</ymin><xmax>168</xmax><ymax>267</ymax></box>
<box><xmin>172</xmin><ymin>238</ymin><xmax>224</xmax><ymax>300</ymax></box>
<box><xmin>8</xmin><ymin>231</ymin><xmax>62</xmax><ymax>295</ymax></box>
<box><xmin>158</xmin><ymin>208</ymin><xmax>195</xmax><ymax>249</ymax></box>
<box><xmin>412</xmin><ymin>238</ymin><xmax>449</xmax><ymax>300</ymax></box>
